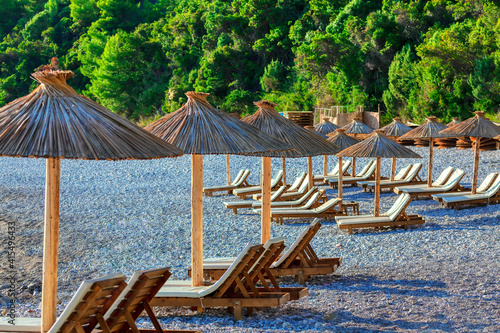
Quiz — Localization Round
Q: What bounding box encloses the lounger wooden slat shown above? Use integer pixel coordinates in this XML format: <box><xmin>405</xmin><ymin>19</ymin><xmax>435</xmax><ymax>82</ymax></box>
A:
<box><xmin>151</xmin><ymin>244</ymin><xmax>291</xmax><ymax>321</ymax></box>
<box><xmin>335</xmin><ymin>193</ymin><xmax>425</xmax><ymax>234</ymax></box>
<box><xmin>203</xmin><ymin>169</ymin><xmax>252</xmax><ymax>197</ymax></box>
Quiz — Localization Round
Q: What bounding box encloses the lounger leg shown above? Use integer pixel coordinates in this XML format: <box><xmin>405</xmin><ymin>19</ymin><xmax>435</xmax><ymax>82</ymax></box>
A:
<box><xmin>234</xmin><ymin>302</ymin><xmax>242</xmax><ymax>321</ymax></box>
<box><xmin>233</xmin><ymin>208</ymin><xmax>238</xmax><ymax>214</ymax></box>
<box><xmin>348</xmin><ymin>227</ymin><xmax>353</xmax><ymax>234</ymax></box>
<box><xmin>298</xmin><ymin>270</ymin><xmax>306</xmax><ymax>285</ymax></box>
<box><xmin>246</xmin><ymin>307</ymin><xmax>254</xmax><ymax>316</ymax></box>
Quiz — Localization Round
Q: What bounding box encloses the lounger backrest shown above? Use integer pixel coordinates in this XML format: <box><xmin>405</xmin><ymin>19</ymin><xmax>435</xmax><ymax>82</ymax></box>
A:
<box><xmin>296</xmin><ymin>176</ymin><xmax>310</xmax><ymax>193</ymax></box>
<box><xmin>294</xmin><ymin>187</ymin><xmax>318</xmax><ymax>204</ymax></box>
<box><xmin>273</xmin><ymin>220</ymin><xmax>321</xmax><ymax>268</ymax></box>
<box><xmin>199</xmin><ymin>243</ymin><xmax>261</xmax><ymax>297</ymax></box>
<box><xmin>300</xmin><ymin>191</ymin><xmax>322</xmax><ymax>209</ymax></box>
<box><xmin>271</xmin><ymin>170</ymin><xmax>284</xmax><ymax>188</ymax></box>
<box><xmin>329</xmin><ymin>162</ymin><xmax>340</xmax><ymax>176</ymax></box>
<box><xmin>104</xmin><ymin>267</ymin><xmax>171</xmax><ymax>332</ymax></box>
<box><xmin>394</xmin><ymin>164</ymin><xmax>412</xmax><ymax>181</ymax></box>
<box><xmin>231</xmin><ymin>169</ymin><xmax>246</xmax><ymax>186</ymax></box>
<box><xmin>270</xmin><ymin>185</ymin><xmax>287</xmax><ymax>201</ymax></box>
<box><xmin>387</xmin><ymin>193</ymin><xmax>412</xmax><ymax>220</ymax></box>
<box><xmin>358</xmin><ymin>159</ymin><xmax>375</xmax><ymax>177</ymax></box>
<box><xmin>442</xmin><ymin>169</ymin><xmax>465</xmax><ymax>190</ymax></box>
<box><xmin>477</xmin><ymin>173</ymin><xmax>499</xmax><ymax>193</ymax></box>
<box><xmin>288</xmin><ymin>172</ymin><xmax>307</xmax><ymax>191</ymax></box>
<box><xmin>312</xmin><ymin>198</ymin><xmax>341</xmax><ymax>212</ymax></box>
<box><xmin>233</xmin><ymin>169</ymin><xmax>251</xmax><ymax>187</ymax></box>
<box><xmin>341</xmin><ymin>160</ymin><xmax>352</xmax><ymax>175</ymax></box>
<box><xmin>404</xmin><ymin>163</ymin><xmax>423</xmax><ymax>181</ymax></box>
<box><xmin>48</xmin><ymin>273</ymin><xmax>126</xmax><ymax>333</ymax></box>
<box><xmin>360</xmin><ymin>162</ymin><xmax>377</xmax><ymax>179</ymax></box>
<box><xmin>432</xmin><ymin>166</ymin><xmax>454</xmax><ymax>186</ymax></box>
<box><xmin>251</xmin><ymin>237</ymin><xmax>286</xmax><ymax>273</ymax></box>
<box><xmin>483</xmin><ymin>176</ymin><xmax>500</xmax><ymax>197</ymax></box>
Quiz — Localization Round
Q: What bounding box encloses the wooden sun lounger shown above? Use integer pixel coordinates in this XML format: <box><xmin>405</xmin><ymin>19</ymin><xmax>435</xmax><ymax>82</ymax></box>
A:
<box><xmin>252</xmin><ymin>172</ymin><xmax>307</xmax><ymax>200</ymax></box>
<box><xmin>432</xmin><ymin>172</ymin><xmax>499</xmax><ymax>203</ymax></box>
<box><xmin>203</xmin><ymin>169</ymin><xmax>252</xmax><ymax>197</ymax></box>
<box><xmin>358</xmin><ymin>163</ymin><xmax>415</xmax><ymax>192</ymax></box>
<box><xmin>436</xmin><ymin>175</ymin><xmax>500</xmax><ymax>209</ymax></box>
<box><xmin>313</xmin><ymin>160</ymin><xmax>352</xmax><ymax>184</ymax></box>
<box><xmin>252</xmin><ymin>187</ymin><xmax>320</xmax><ymax>209</ymax></box>
<box><xmin>232</xmin><ymin>170</ymin><xmax>284</xmax><ymax>199</ymax></box>
<box><xmin>151</xmin><ymin>243</ymin><xmax>291</xmax><ymax>321</ymax></box>
<box><xmin>253</xmin><ymin>190</ymin><xmax>326</xmax><ymax>216</ymax></box>
<box><xmin>327</xmin><ymin>160</ymin><xmax>378</xmax><ymax>188</ymax></box>
<box><xmin>260</xmin><ymin>197</ymin><xmax>345</xmax><ymax>224</ymax></box>
<box><xmin>360</xmin><ymin>163</ymin><xmax>425</xmax><ymax>192</ymax></box>
<box><xmin>223</xmin><ymin>185</ymin><xmax>288</xmax><ymax>214</ymax></box>
<box><xmin>335</xmin><ymin>193</ymin><xmax>425</xmax><ymax>234</ymax></box>
<box><xmin>0</xmin><ymin>274</ymin><xmax>127</xmax><ymax>333</ymax></box>
<box><xmin>274</xmin><ymin>177</ymin><xmax>311</xmax><ymax>201</ymax></box>
<box><xmin>102</xmin><ymin>267</ymin><xmax>199</xmax><ymax>333</ymax></box>
<box><xmin>199</xmin><ymin>220</ymin><xmax>341</xmax><ymax>284</ymax></box>
<box><xmin>394</xmin><ymin>169</ymin><xmax>467</xmax><ymax>199</ymax></box>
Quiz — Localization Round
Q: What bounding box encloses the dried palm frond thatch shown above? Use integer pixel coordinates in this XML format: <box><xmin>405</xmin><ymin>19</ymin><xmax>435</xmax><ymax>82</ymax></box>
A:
<box><xmin>398</xmin><ymin>116</ymin><xmax>448</xmax><ymax>140</ymax></box>
<box><xmin>0</xmin><ymin>70</ymin><xmax>184</xmax><ymax>160</ymax></box>
<box><xmin>314</xmin><ymin>118</ymin><xmax>340</xmax><ymax>135</ymax></box>
<box><xmin>327</xmin><ymin>129</ymin><xmax>359</xmax><ymax>150</ymax></box>
<box><xmin>447</xmin><ymin>117</ymin><xmax>461</xmax><ymax>127</ymax></box>
<box><xmin>243</xmin><ymin>101</ymin><xmax>340</xmax><ymax>158</ymax></box>
<box><xmin>337</xmin><ymin>130</ymin><xmax>421</xmax><ymax>159</ymax></box>
<box><xmin>380</xmin><ymin>117</ymin><xmax>412</xmax><ymax>137</ymax></box>
<box><xmin>305</xmin><ymin>125</ymin><xmax>328</xmax><ymax>138</ymax></box>
<box><xmin>341</xmin><ymin>119</ymin><xmax>375</xmax><ymax>134</ymax></box>
<box><xmin>440</xmin><ymin>111</ymin><xmax>500</xmax><ymax>139</ymax></box>
<box><xmin>145</xmin><ymin>92</ymin><xmax>291</xmax><ymax>155</ymax></box>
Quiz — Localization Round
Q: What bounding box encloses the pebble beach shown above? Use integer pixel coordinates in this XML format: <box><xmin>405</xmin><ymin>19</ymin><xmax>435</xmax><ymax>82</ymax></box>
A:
<box><xmin>0</xmin><ymin>146</ymin><xmax>499</xmax><ymax>332</ymax></box>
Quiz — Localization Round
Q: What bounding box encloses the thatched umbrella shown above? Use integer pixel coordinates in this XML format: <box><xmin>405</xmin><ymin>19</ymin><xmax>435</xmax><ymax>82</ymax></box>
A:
<box><xmin>341</xmin><ymin>117</ymin><xmax>374</xmax><ymax>141</ymax></box>
<box><xmin>243</xmin><ymin>101</ymin><xmax>340</xmax><ymax>190</ymax></box>
<box><xmin>337</xmin><ymin>131</ymin><xmax>421</xmax><ymax>216</ymax></box>
<box><xmin>436</xmin><ymin>117</ymin><xmax>460</xmax><ymax>149</ymax></box>
<box><xmin>313</xmin><ymin>119</ymin><xmax>340</xmax><ymax>176</ymax></box>
<box><xmin>0</xmin><ymin>69</ymin><xmax>184</xmax><ymax>332</ymax></box>
<box><xmin>145</xmin><ymin>92</ymin><xmax>291</xmax><ymax>286</ymax></box>
<box><xmin>327</xmin><ymin>129</ymin><xmax>359</xmax><ymax>202</ymax></box>
<box><xmin>398</xmin><ymin>116</ymin><xmax>448</xmax><ymax>187</ymax></box>
<box><xmin>440</xmin><ymin>111</ymin><xmax>500</xmax><ymax>194</ymax></box>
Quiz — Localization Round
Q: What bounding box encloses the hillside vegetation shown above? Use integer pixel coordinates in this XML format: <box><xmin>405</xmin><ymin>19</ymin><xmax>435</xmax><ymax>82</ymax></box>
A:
<box><xmin>1</xmin><ymin>0</ymin><xmax>500</xmax><ymax>123</ymax></box>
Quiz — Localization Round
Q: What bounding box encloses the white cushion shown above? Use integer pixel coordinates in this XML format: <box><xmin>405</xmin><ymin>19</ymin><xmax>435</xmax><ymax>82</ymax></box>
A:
<box><xmin>0</xmin><ymin>318</ymin><xmax>41</xmax><ymax>332</ymax></box>
<box><xmin>432</xmin><ymin>167</ymin><xmax>454</xmax><ymax>186</ymax></box>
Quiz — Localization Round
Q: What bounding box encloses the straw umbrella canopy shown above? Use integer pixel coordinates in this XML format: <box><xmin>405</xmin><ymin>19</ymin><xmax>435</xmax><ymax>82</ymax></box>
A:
<box><xmin>145</xmin><ymin>92</ymin><xmax>291</xmax><ymax>286</ymax></box>
<box><xmin>312</xmin><ymin>119</ymin><xmax>340</xmax><ymax>176</ymax></box>
<box><xmin>314</xmin><ymin>118</ymin><xmax>340</xmax><ymax>135</ymax></box>
<box><xmin>440</xmin><ymin>111</ymin><xmax>500</xmax><ymax>194</ymax></box>
<box><xmin>398</xmin><ymin>116</ymin><xmax>448</xmax><ymax>187</ymax></box>
<box><xmin>243</xmin><ymin>101</ymin><xmax>341</xmax><ymax>190</ymax></box>
<box><xmin>337</xmin><ymin>130</ymin><xmax>421</xmax><ymax>216</ymax></box>
<box><xmin>327</xmin><ymin>129</ymin><xmax>359</xmax><ymax>202</ymax></box>
<box><xmin>0</xmin><ymin>69</ymin><xmax>184</xmax><ymax>332</ymax></box>
<box><xmin>447</xmin><ymin>117</ymin><xmax>461</xmax><ymax>126</ymax></box>
<box><xmin>341</xmin><ymin>117</ymin><xmax>375</xmax><ymax>140</ymax></box>
<box><xmin>380</xmin><ymin>117</ymin><xmax>412</xmax><ymax>137</ymax></box>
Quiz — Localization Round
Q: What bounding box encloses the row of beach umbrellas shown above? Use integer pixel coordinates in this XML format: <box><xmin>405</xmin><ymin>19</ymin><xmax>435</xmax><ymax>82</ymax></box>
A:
<box><xmin>1</xmin><ymin>67</ymin><xmax>499</xmax><ymax>333</ymax></box>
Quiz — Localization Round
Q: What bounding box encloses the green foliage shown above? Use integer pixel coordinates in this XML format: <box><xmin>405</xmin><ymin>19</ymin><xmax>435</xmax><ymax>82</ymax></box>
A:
<box><xmin>2</xmin><ymin>0</ymin><xmax>500</xmax><ymax>123</ymax></box>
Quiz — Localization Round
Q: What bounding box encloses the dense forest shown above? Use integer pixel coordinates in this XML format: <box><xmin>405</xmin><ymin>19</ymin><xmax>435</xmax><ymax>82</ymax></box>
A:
<box><xmin>1</xmin><ymin>0</ymin><xmax>500</xmax><ymax>124</ymax></box>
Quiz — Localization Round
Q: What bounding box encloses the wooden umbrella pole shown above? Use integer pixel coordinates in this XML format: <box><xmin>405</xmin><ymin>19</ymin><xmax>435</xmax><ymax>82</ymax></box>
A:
<box><xmin>191</xmin><ymin>154</ymin><xmax>203</xmax><ymax>287</ymax></box>
<box><xmin>41</xmin><ymin>157</ymin><xmax>61</xmax><ymax>333</ymax></box>
<box><xmin>226</xmin><ymin>154</ymin><xmax>231</xmax><ymax>185</ymax></box>
<box><xmin>323</xmin><ymin>155</ymin><xmax>328</xmax><ymax>176</ymax></box>
<box><xmin>472</xmin><ymin>137</ymin><xmax>480</xmax><ymax>194</ymax></box>
<box><xmin>391</xmin><ymin>157</ymin><xmax>396</xmax><ymax>182</ymax></box>
<box><xmin>307</xmin><ymin>157</ymin><xmax>313</xmax><ymax>190</ymax></box>
<box><xmin>374</xmin><ymin>157</ymin><xmax>381</xmax><ymax>217</ymax></box>
<box><xmin>428</xmin><ymin>138</ymin><xmax>434</xmax><ymax>187</ymax></box>
<box><xmin>352</xmin><ymin>157</ymin><xmax>356</xmax><ymax>177</ymax></box>
<box><xmin>338</xmin><ymin>157</ymin><xmax>343</xmax><ymax>204</ymax></box>
<box><xmin>261</xmin><ymin>157</ymin><xmax>272</xmax><ymax>243</ymax></box>
<box><xmin>282</xmin><ymin>158</ymin><xmax>286</xmax><ymax>185</ymax></box>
